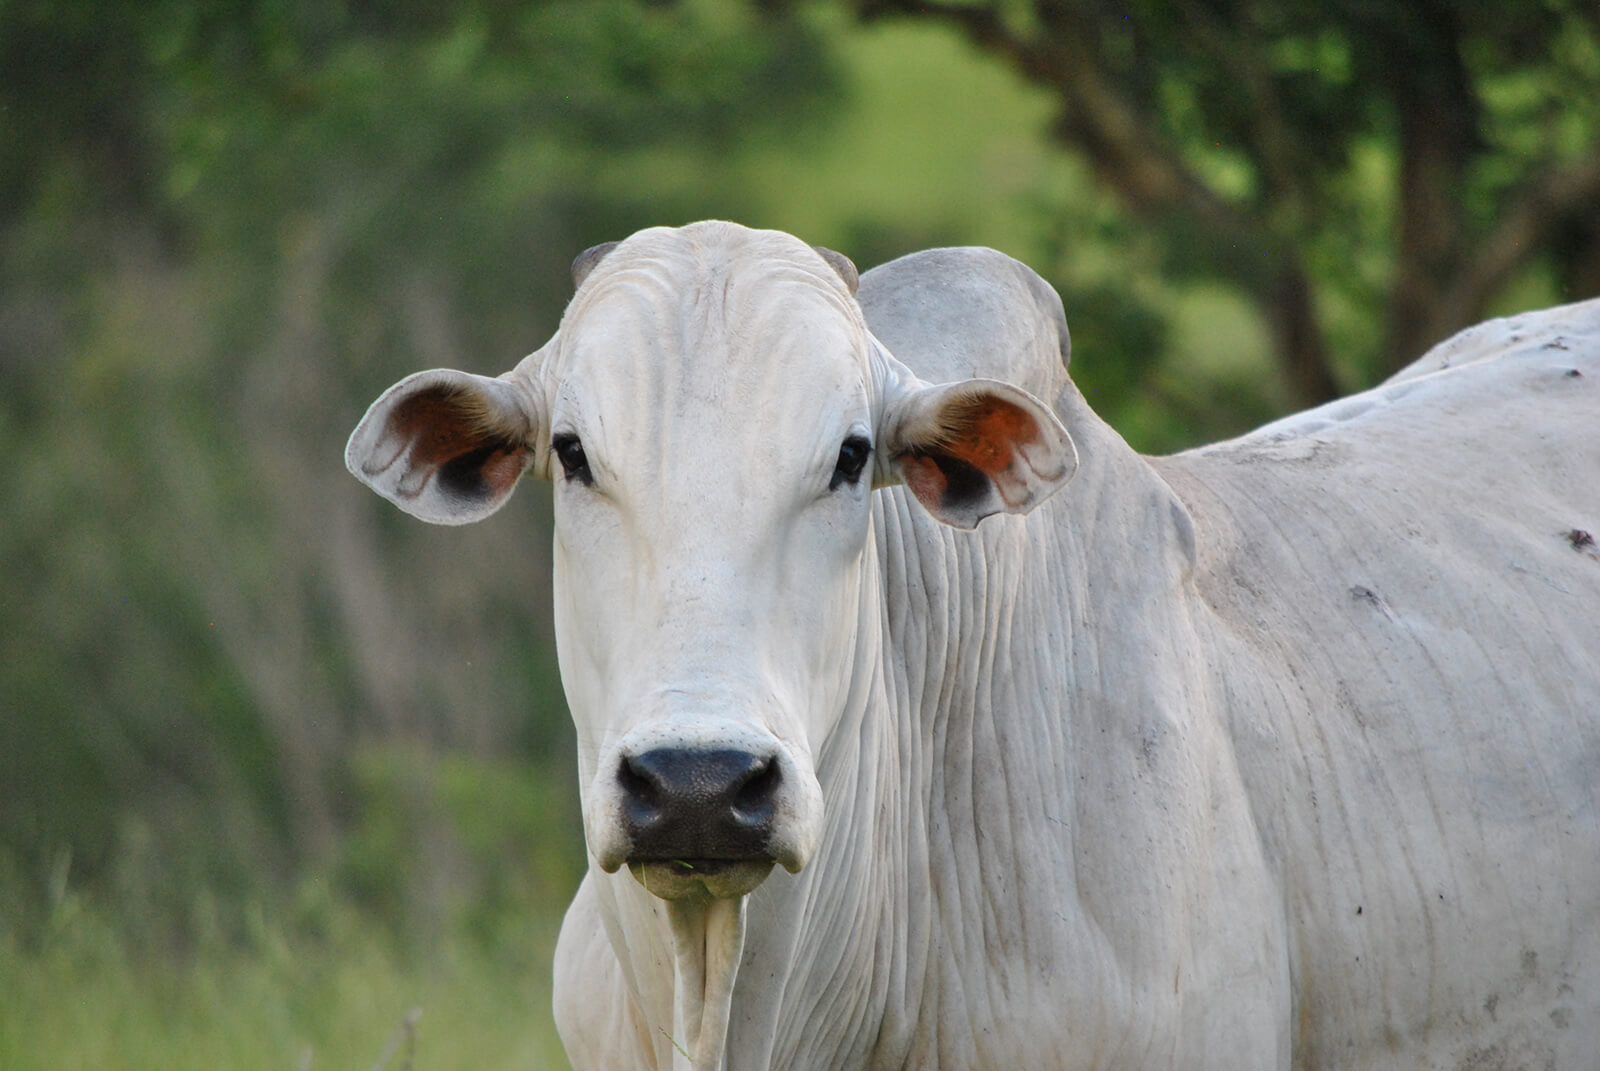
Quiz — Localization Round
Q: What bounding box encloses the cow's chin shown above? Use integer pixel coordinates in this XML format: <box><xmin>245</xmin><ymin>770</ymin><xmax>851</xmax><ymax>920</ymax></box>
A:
<box><xmin>627</xmin><ymin>859</ymin><xmax>775</xmax><ymax>901</ymax></box>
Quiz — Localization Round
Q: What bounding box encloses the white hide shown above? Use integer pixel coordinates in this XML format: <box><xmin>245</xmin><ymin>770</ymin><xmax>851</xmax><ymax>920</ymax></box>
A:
<box><xmin>347</xmin><ymin>223</ymin><xmax>1600</xmax><ymax>1070</ymax></box>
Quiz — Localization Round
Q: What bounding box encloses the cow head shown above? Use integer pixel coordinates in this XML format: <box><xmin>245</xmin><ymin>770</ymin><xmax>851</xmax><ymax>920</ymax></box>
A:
<box><xmin>346</xmin><ymin>222</ymin><xmax>1077</xmax><ymax>903</ymax></box>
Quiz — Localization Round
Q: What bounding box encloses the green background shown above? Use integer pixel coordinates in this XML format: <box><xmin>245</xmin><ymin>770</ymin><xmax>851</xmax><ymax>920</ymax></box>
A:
<box><xmin>3</xmin><ymin>1</ymin><xmax>1596</xmax><ymax>1065</ymax></box>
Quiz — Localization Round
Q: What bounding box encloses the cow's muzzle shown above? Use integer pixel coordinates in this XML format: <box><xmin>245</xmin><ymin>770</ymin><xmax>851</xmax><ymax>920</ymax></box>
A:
<box><xmin>617</xmin><ymin>747</ymin><xmax>781</xmax><ymax>899</ymax></box>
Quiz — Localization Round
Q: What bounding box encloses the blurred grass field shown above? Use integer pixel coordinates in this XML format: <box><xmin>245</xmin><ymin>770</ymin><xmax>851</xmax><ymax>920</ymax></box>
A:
<box><xmin>0</xmin><ymin>878</ymin><xmax>571</xmax><ymax>1070</ymax></box>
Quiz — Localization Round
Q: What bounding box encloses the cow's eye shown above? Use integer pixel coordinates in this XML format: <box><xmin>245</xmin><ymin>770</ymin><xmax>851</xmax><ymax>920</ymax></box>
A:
<box><xmin>552</xmin><ymin>434</ymin><xmax>592</xmax><ymax>485</ymax></box>
<box><xmin>830</xmin><ymin>435</ymin><xmax>872</xmax><ymax>491</ymax></box>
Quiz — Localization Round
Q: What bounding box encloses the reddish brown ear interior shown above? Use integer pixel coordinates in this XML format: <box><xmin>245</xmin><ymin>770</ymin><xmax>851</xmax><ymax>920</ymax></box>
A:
<box><xmin>388</xmin><ymin>386</ymin><xmax>529</xmax><ymax>504</ymax></box>
<box><xmin>890</xmin><ymin>385</ymin><xmax>1070</xmax><ymax>529</ymax></box>
<box><xmin>898</xmin><ymin>452</ymin><xmax>977</xmax><ymax>517</ymax></box>
<box><xmin>936</xmin><ymin>396</ymin><xmax>1041</xmax><ymax>478</ymax></box>
<box><xmin>390</xmin><ymin>388</ymin><xmax>494</xmax><ymax>466</ymax></box>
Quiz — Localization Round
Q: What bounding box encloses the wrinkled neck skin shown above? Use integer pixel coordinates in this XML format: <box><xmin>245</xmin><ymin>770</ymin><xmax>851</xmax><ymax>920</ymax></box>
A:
<box><xmin>587</xmin><ymin>383</ymin><xmax>1198</xmax><ymax>1069</ymax></box>
<box><xmin>867</xmin><ymin>385</ymin><xmax>1204</xmax><ymax>1066</ymax></box>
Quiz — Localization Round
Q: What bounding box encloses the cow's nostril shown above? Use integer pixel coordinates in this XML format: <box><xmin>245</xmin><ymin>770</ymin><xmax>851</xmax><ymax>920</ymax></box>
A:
<box><xmin>732</xmin><ymin>756</ymin><xmax>780</xmax><ymax>823</ymax></box>
<box><xmin>618</xmin><ymin>754</ymin><xmax>665</xmax><ymax>830</ymax></box>
<box><xmin>618</xmin><ymin>754</ymin><xmax>659</xmax><ymax>803</ymax></box>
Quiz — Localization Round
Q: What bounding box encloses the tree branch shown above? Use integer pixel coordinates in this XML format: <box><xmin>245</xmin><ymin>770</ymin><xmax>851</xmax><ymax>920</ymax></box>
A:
<box><xmin>862</xmin><ymin>0</ymin><xmax>1248</xmax><ymax>233</ymax></box>
<box><xmin>1446</xmin><ymin>148</ymin><xmax>1600</xmax><ymax>322</ymax></box>
<box><xmin>1167</xmin><ymin>0</ymin><xmax>1304</xmax><ymax>213</ymax></box>
<box><xmin>859</xmin><ymin>0</ymin><xmax>1343</xmax><ymax>402</ymax></box>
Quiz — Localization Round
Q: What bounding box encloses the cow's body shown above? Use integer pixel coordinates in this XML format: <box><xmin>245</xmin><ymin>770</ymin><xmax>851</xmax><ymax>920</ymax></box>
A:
<box><xmin>347</xmin><ymin>224</ymin><xmax>1600</xmax><ymax>1069</ymax></box>
<box><xmin>1165</xmin><ymin>336</ymin><xmax>1600</xmax><ymax>1069</ymax></box>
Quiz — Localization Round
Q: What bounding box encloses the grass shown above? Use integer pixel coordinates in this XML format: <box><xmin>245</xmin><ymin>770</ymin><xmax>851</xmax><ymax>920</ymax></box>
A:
<box><xmin>0</xmin><ymin>882</ymin><xmax>572</xmax><ymax>1071</ymax></box>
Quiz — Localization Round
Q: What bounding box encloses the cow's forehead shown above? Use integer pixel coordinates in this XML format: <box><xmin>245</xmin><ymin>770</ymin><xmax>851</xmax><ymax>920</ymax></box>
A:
<box><xmin>544</xmin><ymin>224</ymin><xmax>875</xmax><ymax>453</ymax></box>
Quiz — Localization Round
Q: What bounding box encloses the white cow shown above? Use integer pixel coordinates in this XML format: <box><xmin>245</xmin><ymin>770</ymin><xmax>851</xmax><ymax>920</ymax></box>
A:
<box><xmin>346</xmin><ymin>221</ymin><xmax>1600</xmax><ymax>1069</ymax></box>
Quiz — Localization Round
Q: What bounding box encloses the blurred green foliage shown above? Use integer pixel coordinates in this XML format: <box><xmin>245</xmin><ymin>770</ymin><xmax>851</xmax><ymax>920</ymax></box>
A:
<box><xmin>2</xmin><ymin>0</ymin><xmax>835</xmax><ymax>906</ymax></box>
<box><xmin>1</xmin><ymin>0</ymin><xmax>1596</xmax><ymax>1065</ymax></box>
<box><xmin>853</xmin><ymin>0</ymin><xmax>1600</xmax><ymax>402</ymax></box>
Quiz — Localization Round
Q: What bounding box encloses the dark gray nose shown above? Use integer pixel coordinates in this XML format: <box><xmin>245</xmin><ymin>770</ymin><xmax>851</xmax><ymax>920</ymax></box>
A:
<box><xmin>618</xmin><ymin>748</ymin><xmax>781</xmax><ymax>862</ymax></box>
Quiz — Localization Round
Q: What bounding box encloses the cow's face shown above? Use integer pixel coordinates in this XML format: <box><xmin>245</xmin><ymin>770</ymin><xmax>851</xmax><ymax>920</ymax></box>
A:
<box><xmin>346</xmin><ymin>222</ymin><xmax>1076</xmax><ymax>902</ymax></box>
<box><xmin>541</xmin><ymin>225</ymin><xmax>886</xmax><ymax>899</ymax></box>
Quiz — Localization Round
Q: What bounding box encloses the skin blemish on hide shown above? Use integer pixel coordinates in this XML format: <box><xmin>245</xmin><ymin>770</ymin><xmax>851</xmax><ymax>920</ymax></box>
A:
<box><xmin>1349</xmin><ymin>585</ymin><xmax>1394</xmax><ymax>620</ymax></box>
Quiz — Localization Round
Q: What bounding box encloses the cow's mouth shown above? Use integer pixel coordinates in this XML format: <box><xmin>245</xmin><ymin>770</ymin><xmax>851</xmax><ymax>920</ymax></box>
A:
<box><xmin>627</xmin><ymin>857</ymin><xmax>775</xmax><ymax>900</ymax></box>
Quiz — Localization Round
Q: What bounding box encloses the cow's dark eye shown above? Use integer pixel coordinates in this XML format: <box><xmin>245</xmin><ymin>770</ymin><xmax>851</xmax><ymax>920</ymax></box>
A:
<box><xmin>552</xmin><ymin>434</ymin><xmax>592</xmax><ymax>485</ymax></box>
<box><xmin>830</xmin><ymin>435</ymin><xmax>872</xmax><ymax>491</ymax></box>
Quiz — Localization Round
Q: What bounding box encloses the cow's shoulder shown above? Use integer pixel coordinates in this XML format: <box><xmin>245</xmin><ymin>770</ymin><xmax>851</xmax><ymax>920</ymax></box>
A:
<box><xmin>858</xmin><ymin>247</ymin><xmax>1072</xmax><ymax>402</ymax></box>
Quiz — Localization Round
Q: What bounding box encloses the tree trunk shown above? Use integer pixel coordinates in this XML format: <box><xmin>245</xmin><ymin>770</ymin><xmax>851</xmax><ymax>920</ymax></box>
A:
<box><xmin>1266</xmin><ymin>259</ymin><xmax>1341</xmax><ymax>403</ymax></box>
<box><xmin>1379</xmin><ymin>4</ymin><xmax>1478</xmax><ymax>372</ymax></box>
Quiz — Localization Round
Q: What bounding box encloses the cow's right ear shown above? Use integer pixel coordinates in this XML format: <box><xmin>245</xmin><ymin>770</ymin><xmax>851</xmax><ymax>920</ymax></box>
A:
<box><xmin>345</xmin><ymin>368</ymin><xmax>545</xmax><ymax>525</ymax></box>
<box><xmin>877</xmin><ymin>376</ymin><xmax>1077</xmax><ymax>529</ymax></box>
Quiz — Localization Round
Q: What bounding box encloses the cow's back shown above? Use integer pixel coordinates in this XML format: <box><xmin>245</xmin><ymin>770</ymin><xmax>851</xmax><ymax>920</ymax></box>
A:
<box><xmin>1160</xmin><ymin>297</ymin><xmax>1600</xmax><ymax>1068</ymax></box>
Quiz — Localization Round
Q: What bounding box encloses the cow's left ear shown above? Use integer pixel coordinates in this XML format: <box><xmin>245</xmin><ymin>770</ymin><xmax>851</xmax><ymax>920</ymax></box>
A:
<box><xmin>346</xmin><ymin>368</ymin><xmax>545</xmax><ymax>525</ymax></box>
<box><xmin>879</xmin><ymin>378</ymin><xmax>1077</xmax><ymax>529</ymax></box>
